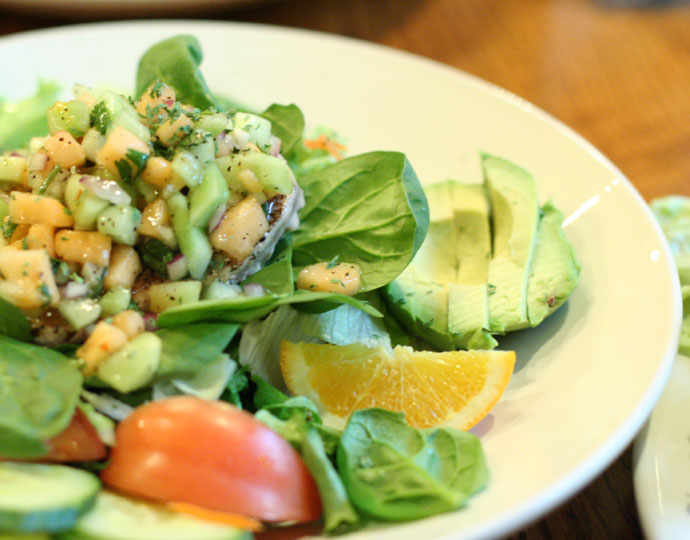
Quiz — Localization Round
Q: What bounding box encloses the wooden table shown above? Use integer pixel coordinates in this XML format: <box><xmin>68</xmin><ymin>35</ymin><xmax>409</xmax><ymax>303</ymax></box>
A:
<box><xmin>2</xmin><ymin>0</ymin><xmax>689</xmax><ymax>538</ymax></box>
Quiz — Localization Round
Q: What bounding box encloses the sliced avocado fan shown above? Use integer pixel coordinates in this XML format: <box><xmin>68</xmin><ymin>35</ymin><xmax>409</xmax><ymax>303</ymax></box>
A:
<box><xmin>383</xmin><ymin>153</ymin><xmax>580</xmax><ymax>351</ymax></box>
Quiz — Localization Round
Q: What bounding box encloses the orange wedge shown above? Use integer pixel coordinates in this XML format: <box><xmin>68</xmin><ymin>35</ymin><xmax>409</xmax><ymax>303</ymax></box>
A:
<box><xmin>280</xmin><ymin>342</ymin><xmax>515</xmax><ymax>430</ymax></box>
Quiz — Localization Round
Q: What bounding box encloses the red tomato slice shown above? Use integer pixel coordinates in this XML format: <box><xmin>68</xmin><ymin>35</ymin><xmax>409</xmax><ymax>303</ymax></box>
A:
<box><xmin>100</xmin><ymin>396</ymin><xmax>322</xmax><ymax>523</ymax></box>
<box><xmin>45</xmin><ymin>407</ymin><xmax>107</xmax><ymax>462</ymax></box>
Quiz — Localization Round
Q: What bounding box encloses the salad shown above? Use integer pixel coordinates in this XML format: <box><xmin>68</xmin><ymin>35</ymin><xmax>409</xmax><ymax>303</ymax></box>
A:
<box><xmin>0</xmin><ymin>34</ymin><xmax>579</xmax><ymax>540</ymax></box>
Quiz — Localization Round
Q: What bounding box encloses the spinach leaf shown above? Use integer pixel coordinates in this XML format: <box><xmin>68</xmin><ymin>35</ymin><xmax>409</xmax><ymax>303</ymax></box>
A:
<box><xmin>136</xmin><ymin>35</ymin><xmax>218</xmax><ymax>110</ymax></box>
<box><xmin>155</xmin><ymin>322</ymin><xmax>238</xmax><ymax>379</ymax></box>
<box><xmin>0</xmin><ymin>336</ymin><xmax>82</xmax><ymax>458</ymax></box>
<box><xmin>156</xmin><ymin>289</ymin><xmax>382</xmax><ymax>327</ymax></box>
<box><xmin>241</xmin><ymin>238</ymin><xmax>293</xmax><ymax>295</ymax></box>
<box><xmin>302</xmin><ymin>428</ymin><xmax>361</xmax><ymax>534</ymax></box>
<box><xmin>253</xmin><ymin>385</ymin><xmax>358</xmax><ymax>533</ymax></box>
<box><xmin>0</xmin><ymin>296</ymin><xmax>32</xmax><ymax>342</ymax></box>
<box><xmin>336</xmin><ymin>408</ymin><xmax>488</xmax><ymax>521</ymax></box>
<box><xmin>0</xmin><ymin>80</ymin><xmax>60</xmax><ymax>151</ymax></box>
<box><xmin>260</xmin><ymin>103</ymin><xmax>305</xmax><ymax>156</ymax></box>
<box><xmin>291</xmin><ymin>151</ymin><xmax>429</xmax><ymax>291</ymax></box>
<box><xmin>221</xmin><ymin>367</ymin><xmax>250</xmax><ymax>408</ymax></box>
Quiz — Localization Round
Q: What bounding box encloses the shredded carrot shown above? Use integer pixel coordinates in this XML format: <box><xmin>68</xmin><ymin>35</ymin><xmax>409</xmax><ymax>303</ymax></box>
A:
<box><xmin>167</xmin><ymin>501</ymin><xmax>263</xmax><ymax>532</ymax></box>
<box><xmin>303</xmin><ymin>134</ymin><xmax>346</xmax><ymax>160</ymax></box>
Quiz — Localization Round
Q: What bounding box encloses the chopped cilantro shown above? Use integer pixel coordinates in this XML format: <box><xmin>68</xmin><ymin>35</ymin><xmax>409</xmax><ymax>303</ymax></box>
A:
<box><xmin>90</xmin><ymin>101</ymin><xmax>111</xmax><ymax>135</ymax></box>
<box><xmin>125</xmin><ymin>148</ymin><xmax>150</xmax><ymax>170</ymax></box>
<box><xmin>37</xmin><ymin>165</ymin><xmax>62</xmax><ymax>195</ymax></box>
<box><xmin>326</xmin><ymin>255</ymin><xmax>339</xmax><ymax>269</ymax></box>
<box><xmin>3</xmin><ymin>220</ymin><xmax>17</xmax><ymax>239</ymax></box>
<box><xmin>115</xmin><ymin>159</ymin><xmax>134</xmax><ymax>182</ymax></box>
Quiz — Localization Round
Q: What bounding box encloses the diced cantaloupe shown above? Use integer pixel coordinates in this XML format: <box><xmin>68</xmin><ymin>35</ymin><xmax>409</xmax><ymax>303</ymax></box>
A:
<box><xmin>111</xmin><ymin>309</ymin><xmax>145</xmax><ymax>340</ymax></box>
<box><xmin>0</xmin><ymin>248</ymin><xmax>60</xmax><ymax>308</ymax></box>
<box><xmin>54</xmin><ymin>230</ymin><xmax>112</xmax><ymax>266</ymax></box>
<box><xmin>104</xmin><ymin>244</ymin><xmax>142</xmax><ymax>290</ymax></box>
<box><xmin>9</xmin><ymin>191</ymin><xmax>75</xmax><ymax>228</ymax></box>
<box><xmin>210</xmin><ymin>195</ymin><xmax>268</xmax><ymax>263</ymax></box>
<box><xmin>43</xmin><ymin>131</ymin><xmax>86</xmax><ymax>169</ymax></box>
<box><xmin>76</xmin><ymin>321</ymin><xmax>129</xmax><ymax>375</ymax></box>
<box><xmin>97</xmin><ymin>127</ymin><xmax>151</xmax><ymax>180</ymax></box>
<box><xmin>24</xmin><ymin>224</ymin><xmax>55</xmax><ymax>257</ymax></box>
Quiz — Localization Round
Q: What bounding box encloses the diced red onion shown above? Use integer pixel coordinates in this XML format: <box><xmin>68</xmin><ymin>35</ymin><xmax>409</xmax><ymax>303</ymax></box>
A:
<box><xmin>243</xmin><ymin>283</ymin><xmax>265</xmax><ymax>297</ymax></box>
<box><xmin>269</xmin><ymin>135</ymin><xmax>282</xmax><ymax>157</ymax></box>
<box><xmin>208</xmin><ymin>204</ymin><xmax>227</xmax><ymax>234</ymax></box>
<box><xmin>27</xmin><ymin>153</ymin><xmax>48</xmax><ymax>171</ymax></box>
<box><xmin>62</xmin><ymin>281</ymin><xmax>90</xmax><ymax>299</ymax></box>
<box><xmin>167</xmin><ymin>254</ymin><xmax>188</xmax><ymax>281</ymax></box>
<box><xmin>215</xmin><ymin>132</ymin><xmax>232</xmax><ymax>158</ymax></box>
<box><xmin>143</xmin><ymin>313</ymin><xmax>159</xmax><ymax>332</ymax></box>
<box><xmin>80</xmin><ymin>175</ymin><xmax>131</xmax><ymax>205</ymax></box>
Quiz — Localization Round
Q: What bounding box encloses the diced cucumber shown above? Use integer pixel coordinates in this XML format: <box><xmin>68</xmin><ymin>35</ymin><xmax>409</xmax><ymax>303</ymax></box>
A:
<box><xmin>56</xmin><ymin>491</ymin><xmax>250</xmax><ymax>540</ymax></box>
<box><xmin>98</xmin><ymin>286</ymin><xmax>131</xmax><ymax>317</ymax></box>
<box><xmin>0</xmin><ymin>157</ymin><xmax>27</xmax><ymax>184</ymax></box>
<box><xmin>148</xmin><ymin>280</ymin><xmax>202</xmax><ymax>313</ymax></box>
<box><xmin>214</xmin><ymin>156</ymin><xmax>247</xmax><ymax>195</ymax></box>
<box><xmin>96</xmin><ymin>91</ymin><xmax>150</xmax><ymax>143</ymax></box>
<box><xmin>202</xmin><ymin>279</ymin><xmax>242</xmax><ymax>300</ymax></box>
<box><xmin>171</xmin><ymin>149</ymin><xmax>203</xmax><ymax>188</ymax></box>
<box><xmin>133</xmin><ymin>177</ymin><xmax>158</xmax><ymax>204</ymax></box>
<box><xmin>195</xmin><ymin>112</ymin><xmax>230</xmax><ymax>137</ymax></box>
<box><xmin>224</xmin><ymin>151</ymin><xmax>293</xmax><ymax>196</ymax></box>
<box><xmin>186</xmin><ymin>131</ymin><xmax>216</xmax><ymax>165</ymax></box>
<box><xmin>189</xmin><ymin>162</ymin><xmax>230</xmax><ymax>229</ymax></box>
<box><xmin>47</xmin><ymin>101</ymin><xmax>90</xmax><ymax>138</ymax></box>
<box><xmin>80</xmin><ymin>129</ymin><xmax>106</xmax><ymax>163</ymax></box>
<box><xmin>0</xmin><ymin>199</ymin><xmax>9</xmax><ymax>222</ymax></box>
<box><xmin>233</xmin><ymin>112</ymin><xmax>272</xmax><ymax>148</ymax></box>
<box><xmin>58</xmin><ymin>298</ymin><xmax>102</xmax><ymax>330</ymax></box>
<box><xmin>0</xmin><ymin>462</ymin><xmax>100</xmax><ymax>533</ymax></box>
<box><xmin>64</xmin><ymin>174</ymin><xmax>111</xmax><ymax>231</ymax></box>
<box><xmin>96</xmin><ymin>205</ymin><xmax>141</xmax><ymax>246</ymax></box>
<box><xmin>96</xmin><ymin>331</ymin><xmax>162</xmax><ymax>393</ymax></box>
<box><xmin>167</xmin><ymin>193</ymin><xmax>212</xmax><ymax>279</ymax></box>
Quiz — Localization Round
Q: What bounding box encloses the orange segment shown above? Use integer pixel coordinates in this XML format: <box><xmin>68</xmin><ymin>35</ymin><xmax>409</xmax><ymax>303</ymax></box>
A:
<box><xmin>280</xmin><ymin>342</ymin><xmax>515</xmax><ymax>430</ymax></box>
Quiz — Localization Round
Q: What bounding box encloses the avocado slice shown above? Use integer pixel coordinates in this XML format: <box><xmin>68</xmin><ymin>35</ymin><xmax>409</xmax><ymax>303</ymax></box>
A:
<box><xmin>383</xmin><ymin>180</ymin><xmax>496</xmax><ymax>350</ymax></box>
<box><xmin>482</xmin><ymin>153</ymin><xmax>539</xmax><ymax>333</ymax></box>
<box><xmin>526</xmin><ymin>202</ymin><xmax>581</xmax><ymax>326</ymax></box>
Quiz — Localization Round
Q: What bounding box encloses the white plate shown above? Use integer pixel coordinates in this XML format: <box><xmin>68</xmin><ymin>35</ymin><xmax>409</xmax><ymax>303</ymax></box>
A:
<box><xmin>634</xmin><ymin>354</ymin><xmax>690</xmax><ymax>540</ymax></box>
<box><xmin>0</xmin><ymin>20</ymin><xmax>681</xmax><ymax>540</ymax></box>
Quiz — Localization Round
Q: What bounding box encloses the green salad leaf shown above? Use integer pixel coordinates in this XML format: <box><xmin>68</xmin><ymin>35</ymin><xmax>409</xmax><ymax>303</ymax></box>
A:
<box><xmin>292</xmin><ymin>151</ymin><xmax>429</xmax><ymax>291</ymax></box>
<box><xmin>241</xmin><ymin>237</ymin><xmax>294</xmax><ymax>295</ymax></box>
<box><xmin>0</xmin><ymin>336</ymin><xmax>83</xmax><ymax>458</ymax></box>
<box><xmin>136</xmin><ymin>35</ymin><xmax>218</xmax><ymax>110</ymax></box>
<box><xmin>0</xmin><ymin>80</ymin><xmax>61</xmax><ymax>151</ymax></box>
<box><xmin>260</xmin><ymin>103</ymin><xmax>305</xmax><ymax>156</ymax></box>
<box><xmin>336</xmin><ymin>408</ymin><xmax>488</xmax><ymax>521</ymax></box>
<box><xmin>156</xmin><ymin>290</ymin><xmax>382</xmax><ymax>327</ymax></box>
<box><xmin>154</xmin><ymin>322</ymin><xmax>239</xmax><ymax>380</ymax></box>
<box><xmin>0</xmin><ymin>295</ymin><xmax>33</xmax><ymax>342</ymax></box>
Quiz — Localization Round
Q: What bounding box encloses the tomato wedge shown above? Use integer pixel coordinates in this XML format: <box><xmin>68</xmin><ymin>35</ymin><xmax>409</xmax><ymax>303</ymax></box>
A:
<box><xmin>44</xmin><ymin>407</ymin><xmax>107</xmax><ymax>462</ymax></box>
<box><xmin>100</xmin><ymin>396</ymin><xmax>322</xmax><ymax>523</ymax></box>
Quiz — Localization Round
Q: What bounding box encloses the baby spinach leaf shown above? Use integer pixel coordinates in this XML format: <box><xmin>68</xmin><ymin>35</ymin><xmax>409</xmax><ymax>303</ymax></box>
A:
<box><xmin>0</xmin><ymin>296</ymin><xmax>32</xmax><ymax>342</ymax></box>
<box><xmin>260</xmin><ymin>103</ymin><xmax>305</xmax><ymax>156</ymax></box>
<box><xmin>155</xmin><ymin>322</ymin><xmax>238</xmax><ymax>380</ymax></box>
<box><xmin>302</xmin><ymin>428</ymin><xmax>361</xmax><ymax>534</ymax></box>
<box><xmin>136</xmin><ymin>35</ymin><xmax>218</xmax><ymax>110</ymax></box>
<box><xmin>336</xmin><ymin>408</ymin><xmax>487</xmax><ymax>521</ymax></box>
<box><xmin>156</xmin><ymin>290</ymin><xmax>382</xmax><ymax>327</ymax></box>
<box><xmin>241</xmin><ymin>237</ymin><xmax>294</xmax><ymax>295</ymax></box>
<box><xmin>291</xmin><ymin>151</ymin><xmax>429</xmax><ymax>291</ymax></box>
<box><xmin>0</xmin><ymin>335</ymin><xmax>83</xmax><ymax>458</ymax></box>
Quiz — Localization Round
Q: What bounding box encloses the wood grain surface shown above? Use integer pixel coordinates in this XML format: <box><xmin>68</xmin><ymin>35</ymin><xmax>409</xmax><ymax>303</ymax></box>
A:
<box><xmin>2</xmin><ymin>1</ymin><xmax>689</xmax><ymax>538</ymax></box>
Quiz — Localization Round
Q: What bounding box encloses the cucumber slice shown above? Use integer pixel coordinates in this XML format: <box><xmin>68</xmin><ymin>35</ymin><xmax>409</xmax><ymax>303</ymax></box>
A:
<box><xmin>58</xmin><ymin>491</ymin><xmax>250</xmax><ymax>540</ymax></box>
<box><xmin>96</xmin><ymin>332</ymin><xmax>162</xmax><ymax>393</ymax></box>
<box><xmin>58</xmin><ymin>298</ymin><xmax>102</xmax><ymax>330</ymax></box>
<box><xmin>96</xmin><ymin>204</ymin><xmax>141</xmax><ymax>246</ymax></box>
<box><xmin>98</xmin><ymin>286</ymin><xmax>131</xmax><ymax>317</ymax></box>
<box><xmin>168</xmin><ymin>193</ymin><xmax>212</xmax><ymax>279</ymax></box>
<box><xmin>64</xmin><ymin>174</ymin><xmax>110</xmax><ymax>231</ymax></box>
<box><xmin>189</xmin><ymin>162</ymin><xmax>230</xmax><ymax>229</ymax></box>
<box><xmin>0</xmin><ymin>462</ymin><xmax>100</xmax><ymax>533</ymax></box>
